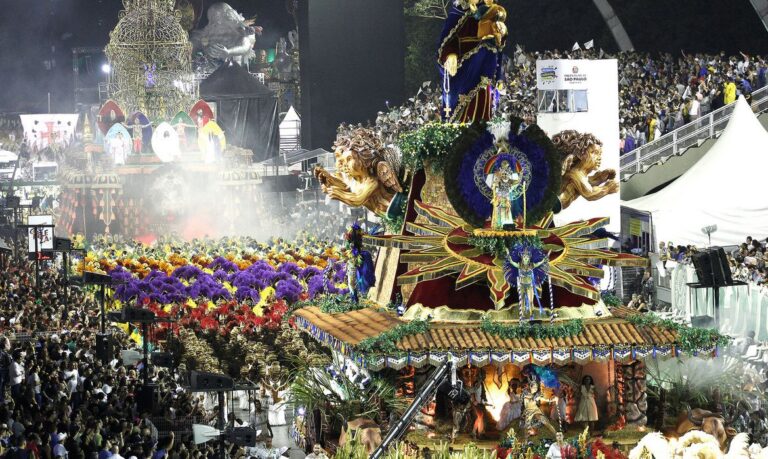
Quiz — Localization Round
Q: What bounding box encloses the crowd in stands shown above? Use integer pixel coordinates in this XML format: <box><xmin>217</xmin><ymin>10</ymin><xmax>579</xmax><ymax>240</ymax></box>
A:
<box><xmin>656</xmin><ymin>235</ymin><xmax>768</xmax><ymax>286</ymax></box>
<box><xmin>0</xmin><ymin>230</ymin><xmax>346</xmax><ymax>459</ymax></box>
<box><xmin>729</xmin><ymin>235</ymin><xmax>768</xmax><ymax>286</ymax></box>
<box><xmin>0</xmin><ymin>258</ymin><xmax>225</xmax><ymax>459</ymax></box>
<box><xmin>374</xmin><ymin>47</ymin><xmax>768</xmax><ymax>154</ymax></box>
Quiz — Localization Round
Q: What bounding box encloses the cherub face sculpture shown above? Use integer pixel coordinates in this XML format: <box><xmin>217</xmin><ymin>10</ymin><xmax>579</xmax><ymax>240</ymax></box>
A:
<box><xmin>314</xmin><ymin>127</ymin><xmax>402</xmax><ymax>215</ymax></box>
<box><xmin>585</xmin><ymin>144</ymin><xmax>602</xmax><ymax>170</ymax></box>
<box><xmin>338</xmin><ymin>148</ymin><xmax>363</xmax><ymax>181</ymax></box>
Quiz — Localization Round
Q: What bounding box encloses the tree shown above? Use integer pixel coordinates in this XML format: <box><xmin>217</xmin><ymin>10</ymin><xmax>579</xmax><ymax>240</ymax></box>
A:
<box><xmin>405</xmin><ymin>0</ymin><xmax>453</xmax><ymax>20</ymax></box>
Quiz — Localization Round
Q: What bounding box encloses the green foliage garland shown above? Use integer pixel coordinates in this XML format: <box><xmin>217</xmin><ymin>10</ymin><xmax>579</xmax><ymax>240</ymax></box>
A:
<box><xmin>480</xmin><ymin>317</ymin><xmax>584</xmax><ymax>340</ymax></box>
<box><xmin>291</xmin><ymin>294</ymin><xmax>369</xmax><ymax>315</ymax></box>
<box><xmin>356</xmin><ymin>319</ymin><xmax>431</xmax><ymax>353</ymax></box>
<box><xmin>626</xmin><ymin>314</ymin><xmax>731</xmax><ymax>353</ymax></box>
<box><xmin>381</xmin><ymin>196</ymin><xmax>407</xmax><ymax>235</ymax></box>
<box><xmin>601</xmin><ymin>291</ymin><xmax>622</xmax><ymax>307</ymax></box>
<box><xmin>467</xmin><ymin>234</ymin><xmax>543</xmax><ymax>258</ymax></box>
<box><xmin>398</xmin><ymin>122</ymin><xmax>465</xmax><ymax>172</ymax></box>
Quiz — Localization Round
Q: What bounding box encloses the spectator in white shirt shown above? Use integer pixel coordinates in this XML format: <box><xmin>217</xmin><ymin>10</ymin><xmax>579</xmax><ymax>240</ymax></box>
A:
<box><xmin>9</xmin><ymin>349</ymin><xmax>24</xmax><ymax>398</ymax></box>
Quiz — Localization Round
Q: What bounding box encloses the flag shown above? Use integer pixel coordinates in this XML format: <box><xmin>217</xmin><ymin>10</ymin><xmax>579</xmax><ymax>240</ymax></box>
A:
<box><xmin>572</xmin><ymin>42</ymin><xmax>581</xmax><ymax>51</ymax></box>
<box><xmin>129</xmin><ymin>327</ymin><xmax>142</xmax><ymax>346</ymax></box>
<box><xmin>584</xmin><ymin>39</ymin><xmax>594</xmax><ymax>50</ymax></box>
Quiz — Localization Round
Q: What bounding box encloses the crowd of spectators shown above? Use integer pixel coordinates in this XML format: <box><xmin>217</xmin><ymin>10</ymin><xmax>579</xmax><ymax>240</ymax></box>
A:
<box><xmin>656</xmin><ymin>235</ymin><xmax>768</xmax><ymax>286</ymax></box>
<box><xmin>374</xmin><ymin>47</ymin><xmax>768</xmax><ymax>154</ymax></box>
<box><xmin>729</xmin><ymin>235</ymin><xmax>768</xmax><ymax>286</ymax></box>
<box><xmin>0</xmin><ymin>235</ymin><xmax>337</xmax><ymax>459</ymax></box>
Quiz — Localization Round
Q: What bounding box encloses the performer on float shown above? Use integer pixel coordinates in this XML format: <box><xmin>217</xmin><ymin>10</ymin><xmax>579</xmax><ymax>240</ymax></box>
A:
<box><xmin>132</xmin><ymin>123</ymin><xmax>143</xmax><ymax>154</ymax></box>
<box><xmin>469</xmin><ymin>373</ymin><xmax>488</xmax><ymax>439</ymax></box>
<box><xmin>521</xmin><ymin>375</ymin><xmax>558</xmax><ymax>439</ymax></box>
<box><xmin>438</xmin><ymin>0</ymin><xmax>507</xmax><ymax>122</ymax></box>
<box><xmin>575</xmin><ymin>375</ymin><xmax>599</xmax><ymax>432</ymax></box>
<box><xmin>110</xmin><ymin>131</ymin><xmax>128</xmax><ymax>165</ymax></box>
<box><xmin>508</xmin><ymin>247</ymin><xmax>547</xmax><ymax>319</ymax></box>
<box><xmin>343</xmin><ymin>223</ymin><xmax>375</xmax><ymax>303</ymax></box>
<box><xmin>496</xmin><ymin>380</ymin><xmax>522</xmax><ymax>431</ymax></box>
<box><xmin>176</xmin><ymin>123</ymin><xmax>188</xmax><ymax>152</ymax></box>
<box><xmin>488</xmin><ymin>159</ymin><xmax>523</xmax><ymax>230</ymax></box>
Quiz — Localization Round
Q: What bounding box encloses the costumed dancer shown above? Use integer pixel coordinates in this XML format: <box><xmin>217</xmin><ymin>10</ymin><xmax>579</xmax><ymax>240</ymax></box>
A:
<box><xmin>469</xmin><ymin>370</ymin><xmax>488</xmax><ymax>440</ymax></box>
<box><xmin>438</xmin><ymin>0</ymin><xmax>507</xmax><ymax>123</ymax></box>
<box><xmin>575</xmin><ymin>375</ymin><xmax>599</xmax><ymax>432</ymax></box>
<box><xmin>508</xmin><ymin>247</ymin><xmax>547</xmax><ymax>319</ymax></box>
<box><xmin>550</xmin><ymin>385</ymin><xmax>570</xmax><ymax>427</ymax></box>
<box><xmin>521</xmin><ymin>375</ymin><xmax>558</xmax><ymax>440</ymax></box>
<box><xmin>343</xmin><ymin>223</ymin><xmax>376</xmax><ymax>303</ymax></box>
<box><xmin>496</xmin><ymin>380</ymin><xmax>522</xmax><ymax>432</ymax></box>
<box><xmin>488</xmin><ymin>159</ymin><xmax>523</xmax><ymax>230</ymax></box>
<box><xmin>132</xmin><ymin>123</ymin><xmax>143</xmax><ymax>154</ymax></box>
<box><xmin>176</xmin><ymin>123</ymin><xmax>188</xmax><ymax>151</ymax></box>
<box><xmin>110</xmin><ymin>132</ymin><xmax>128</xmax><ymax>165</ymax></box>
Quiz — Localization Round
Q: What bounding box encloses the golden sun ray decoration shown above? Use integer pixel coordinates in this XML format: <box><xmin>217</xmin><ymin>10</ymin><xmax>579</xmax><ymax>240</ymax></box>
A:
<box><xmin>364</xmin><ymin>200</ymin><xmax>646</xmax><ymax>309</ymax></box>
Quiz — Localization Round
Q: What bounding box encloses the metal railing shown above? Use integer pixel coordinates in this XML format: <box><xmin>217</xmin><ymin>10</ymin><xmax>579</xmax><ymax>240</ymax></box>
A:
<box><xmin>620</xmin><ymin>86</ymin><xmax>768</xmax><ymax>177</ymax></box>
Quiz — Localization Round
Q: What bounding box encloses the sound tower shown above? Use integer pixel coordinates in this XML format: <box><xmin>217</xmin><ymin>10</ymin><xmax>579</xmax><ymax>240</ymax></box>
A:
<box><xmin>298</xmin><ymin>0</ymin><xmax>405</xmax><ymax>149</ymax></box>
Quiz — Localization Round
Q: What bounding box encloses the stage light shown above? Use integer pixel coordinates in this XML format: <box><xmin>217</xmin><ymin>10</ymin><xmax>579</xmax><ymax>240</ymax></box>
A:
<box><xmin>101</xmin><ymin>64</ymin><xmax>111</xmax><ymax>74</ymax></box>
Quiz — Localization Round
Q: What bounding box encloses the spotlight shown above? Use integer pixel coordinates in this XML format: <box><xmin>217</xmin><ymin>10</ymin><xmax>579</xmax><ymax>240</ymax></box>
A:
<box><xmin>101</xmin><ymin>63</ymin><xmax>111</xmax><ymax>74</ymax></box>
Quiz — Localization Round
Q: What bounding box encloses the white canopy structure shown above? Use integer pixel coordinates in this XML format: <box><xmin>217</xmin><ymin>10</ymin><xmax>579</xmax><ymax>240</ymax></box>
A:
<box><xmin>623</xmin><ymin>96</ymin><xmax>768</xmax><ymax>247</ymax></box>
<box><xmin>0</xmin><ymin>150</ymin><xmax>18</xmax><ymax>162</ymax></box>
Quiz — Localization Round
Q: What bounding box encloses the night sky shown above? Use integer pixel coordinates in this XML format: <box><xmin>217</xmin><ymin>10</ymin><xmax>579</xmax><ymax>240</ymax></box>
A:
<box><xmin>0</xmin><ymin>0</ymin><xmax>295</xmax><ymax>113</ymax></box>
<box><xmin>0</xmin><ymin>0</ymin><xmax>766</xmax><ymax>114</ymax></box>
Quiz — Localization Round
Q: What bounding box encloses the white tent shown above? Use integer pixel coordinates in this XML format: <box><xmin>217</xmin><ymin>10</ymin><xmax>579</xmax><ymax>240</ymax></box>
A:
<box><xmin>0</xmin><ymin>150</ymin><xmax>18</xmax><ymax>162</ymax></box>
<box><xmin>623</xmin><ymin>96</ymin><xmax>768</xmax><ymax>247</ymax></box>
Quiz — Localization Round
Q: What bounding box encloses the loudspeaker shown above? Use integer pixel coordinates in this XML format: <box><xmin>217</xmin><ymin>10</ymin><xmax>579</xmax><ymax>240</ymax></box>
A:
<box><xmin>54</xmin><ymin>237</ymin><xmax>72</xmax><ymax>251</ymax></box>
<box><xmin>136</xmin><ymin>384</ymin><xmax>156</xmax><ymax>413</ymax></box>
<box><xmin>298</xmin><ymin>0</ymin><xmax>405</xmax><ymax>149</ymax></box>
<box><xmin>151</xmin><ymin>351</ymin><xmax>173</xmax><ymax>368</ymax></box>
<box><xmin>227</xmin><ymin>427</ymin><xmax>258</xmax><ymax>447</ymax></box>
<box><xmin>96</xmin><ymin>333</ymin><xmax>112</xmax><ymax>363</ymax></box>
<box><xmin>190</xmin><ymin>371</ymin><xmax>234</xmax><ymax>392</ymax></box>
<box><xmin>691</xmin><ymin>247</ymin><xmax>733</xmax><ymax>287</ymax></box>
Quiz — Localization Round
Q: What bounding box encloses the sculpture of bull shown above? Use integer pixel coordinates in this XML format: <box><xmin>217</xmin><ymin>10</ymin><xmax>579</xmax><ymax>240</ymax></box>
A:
<box><xmin>338</xmin><ymin>418</ymin><xmax>382</xmax><ymax>454</ymax></box>
<box><xmin>675</xmin><ymin>408</ymin><xmax>737</xmax><ymax>450</ymax></box>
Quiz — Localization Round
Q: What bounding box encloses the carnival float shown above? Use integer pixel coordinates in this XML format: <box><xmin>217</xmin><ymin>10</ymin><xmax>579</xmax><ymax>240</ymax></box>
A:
<box><xmin>56</xmin><ymin>0</ymin><xmax>269</xmax><ymax>240</ymax></box>
<box><xmin>287</xmin><ymin>1</ymin><xmax>731</xmax><ymax>457</ymax></box>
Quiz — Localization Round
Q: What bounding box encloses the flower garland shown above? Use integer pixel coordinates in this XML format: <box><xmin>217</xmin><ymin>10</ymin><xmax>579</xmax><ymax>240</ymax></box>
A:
<box><xmin>356</xmin><ymin>319</ymin><xmax>431</xmax><ymax>353</ymax></box>
<box><xmin>398</xmin><ymin>122</ymin><xmax>466</xmax><ymax>172</ymax></box>
<box><xmin>480</xmin><ymin>317</ymin><xmax>584</xmax><ymax>340</ymax></box>
<box><xmin>626</xmin><ymin>314</ymin><xmax>731</xmax><ymax>353</ymax></box>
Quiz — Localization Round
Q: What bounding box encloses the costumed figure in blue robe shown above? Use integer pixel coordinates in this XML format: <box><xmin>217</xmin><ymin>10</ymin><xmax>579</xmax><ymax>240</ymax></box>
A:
<box><xmin>507</xmin><ymin>247</ymin><xmax>548</xmax><ymax>319</ymax></box>
<box><xmin>438</xmin><ymin>0</ymin><xmax>507</xmax><ymax>123</ymax></box>
<box><xmin>344</xmin><ymin>223</ymin><xmax>376</xmax><ymax>303</ymax></box>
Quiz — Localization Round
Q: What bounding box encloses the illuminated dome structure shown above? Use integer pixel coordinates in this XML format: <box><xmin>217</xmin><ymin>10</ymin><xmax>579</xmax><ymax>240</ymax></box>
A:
<box><xmin>105</xmin><ymin>0</ymin><xmax>197</xmax><ymax>120</ymax></box>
